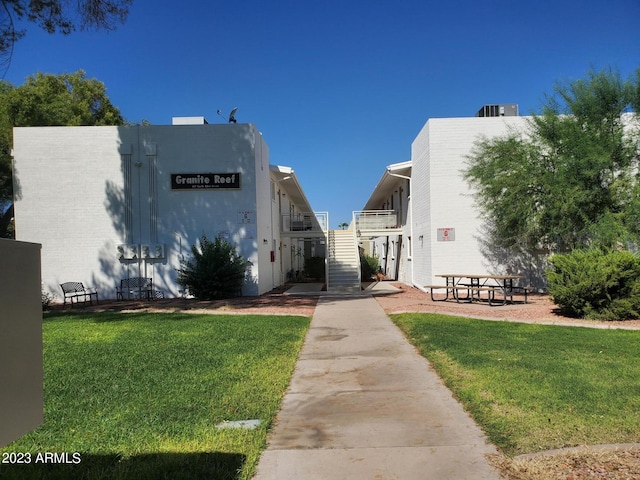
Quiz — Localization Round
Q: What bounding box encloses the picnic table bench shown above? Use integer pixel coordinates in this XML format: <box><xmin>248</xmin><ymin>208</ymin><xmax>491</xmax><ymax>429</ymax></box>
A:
<box><xmin>426</xmin><ymin>274</ymin><xmax>533</xmax><ymax>306</ymax></box>
<box><xmin>60</xmin><ymin>282</ymin><xmax>99</xmax><ymax>307</ymax></box>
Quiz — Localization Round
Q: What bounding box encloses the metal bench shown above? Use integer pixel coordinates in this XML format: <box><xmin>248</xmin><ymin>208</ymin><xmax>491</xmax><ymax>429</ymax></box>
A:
<box><xmin>116</xmin><ymin>277</ymin><xmax>153</xmax><ymax>300</ymax></box>
<box><xmin>60</xmin><ymin>282</ymin><xmax>99</xmax><ymax>307</ymax></box>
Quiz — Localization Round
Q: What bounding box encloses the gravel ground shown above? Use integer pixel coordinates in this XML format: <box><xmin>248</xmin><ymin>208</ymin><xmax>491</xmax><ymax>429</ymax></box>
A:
<box><xmin>66</xmin><ymin>289</ymin><xmax>319</xmax><ymax>317</ymax></box>
<box><xmin>53</xmin><ymin>283</ymin><xmax>640</xmax><ymax>479</ymax></box>
<box><xmin>373</xmin><ymin>283</ymin><xmax>640</xmax><ymax>330</ymax></box>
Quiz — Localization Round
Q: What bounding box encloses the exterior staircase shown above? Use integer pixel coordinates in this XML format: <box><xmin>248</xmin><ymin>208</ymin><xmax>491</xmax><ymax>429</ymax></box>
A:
<box><xmin>327</xmin><ymin>229</ymin><xmax>361</xmax><ymax>293</ymax></box>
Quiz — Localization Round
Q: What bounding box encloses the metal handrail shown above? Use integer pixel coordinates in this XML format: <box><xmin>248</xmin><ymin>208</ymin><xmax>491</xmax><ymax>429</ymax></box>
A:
<box><xmin>352</xmin><ymin>210</ymin><xmax>399</xmax><ymax>231</ymax></box>
<box><xmin>281</xmin><ymin>212</ymin><xmax>329</xmax><ymax>234</ymax></box>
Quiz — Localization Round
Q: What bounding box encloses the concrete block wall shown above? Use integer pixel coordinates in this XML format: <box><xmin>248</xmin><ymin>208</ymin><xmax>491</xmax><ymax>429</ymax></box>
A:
<box><xmin>253</xmin><ymin>131</ymin><xmax>274</xmax><ymax>295</ymax></box>
<box><xmin>411</xmin><ymin>120</ymin><xmax>434</xmax><ymax>288</ymax></box>
<box><xmin>13</xmin><ymin>123</ymin><xmax>281</xmax><ymax>299</ymax></box>
<box><xmin>13</xmin><ymin>127</ymin><xmax>124</xmax><ymax>301</ymax></box>
<box><xmin>411</xmin><ymin>116</ymin><xmax>530</xmax><ymax>286</ymax></box>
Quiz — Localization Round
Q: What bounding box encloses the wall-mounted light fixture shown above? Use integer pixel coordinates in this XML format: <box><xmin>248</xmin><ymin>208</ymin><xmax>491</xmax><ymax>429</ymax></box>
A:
<box><xmin>263</xmin><ymin>239</ymin><xmax>268</xmax><ymax>245</ymax></box>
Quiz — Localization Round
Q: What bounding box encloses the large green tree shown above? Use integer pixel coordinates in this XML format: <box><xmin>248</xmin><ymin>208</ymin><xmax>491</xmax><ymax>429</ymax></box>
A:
<box><xmin>464</xmin><ymin>68</ymin><xmax>640</xmax><ymax>255</ymax></box>
<box><xmin>0</xmin><ymin>0</ymin><xmax>132</xmax><ymax>71</ymax></box>
<box><xmin>0</xmin><ymin>70</ymin><xmax>125</xmax><ymax>237</ymax></box>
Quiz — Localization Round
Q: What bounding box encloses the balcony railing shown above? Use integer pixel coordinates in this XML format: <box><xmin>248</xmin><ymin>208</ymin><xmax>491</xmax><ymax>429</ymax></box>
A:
<box><xmin>353</xmin><ymin>210</ymin><xmax>400</xmax><ymax>233</ymax></box>
<box><xmin>281</xmin><ymin>212</ymin><xmax>329</xmax><ymax>235</ymax></box>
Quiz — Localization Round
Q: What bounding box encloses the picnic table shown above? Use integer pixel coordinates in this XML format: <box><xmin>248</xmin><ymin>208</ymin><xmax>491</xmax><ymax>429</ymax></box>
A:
<box><xmin>427</xmin><ymin>274</ymin><xmax>530</xmax><ymax>305</ymax></box>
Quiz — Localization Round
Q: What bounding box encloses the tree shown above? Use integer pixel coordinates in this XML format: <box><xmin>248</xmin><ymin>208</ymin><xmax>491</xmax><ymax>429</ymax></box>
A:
<box><xmin>0</xmin><ymin>70</ymin><xmax>125</xmax><ymax>237</ymax></box>
<box><xmin>464</xmin><ymin>68</ymin><xmax>640</xmax><ymax>255</ymax></box>
<box><xmin>0</xmin><ymin>0</ymin><xmax>132</xmax><ymax>72</ymax></box>
<box><xmin>6</xmin><ymin>70</ymin><xmax>124</xmax><ymax>126</ymax></box>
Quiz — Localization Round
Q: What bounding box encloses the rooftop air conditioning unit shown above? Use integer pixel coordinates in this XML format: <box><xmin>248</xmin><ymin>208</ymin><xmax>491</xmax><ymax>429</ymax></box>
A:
<box><xmin>476</xmin><ymin>104</ymin><xmax>519</xmax><ymax>117</ymax></box>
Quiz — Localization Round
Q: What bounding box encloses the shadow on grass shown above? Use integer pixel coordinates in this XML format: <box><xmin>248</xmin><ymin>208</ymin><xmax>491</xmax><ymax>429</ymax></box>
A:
<box><xmin>42</xmin><ymin>311</ymin><xmax>195</xmax><ymax>323</ymax></box>
<box><xmin>0</xmin><ymin>451</ymin><xmax>246</xmax><ymax>480</ymax></box>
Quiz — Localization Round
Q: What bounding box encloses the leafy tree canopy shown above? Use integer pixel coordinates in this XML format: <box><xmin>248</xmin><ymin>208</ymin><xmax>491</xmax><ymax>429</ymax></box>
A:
<box><xmin>0</xmin><ymin>70</ymin><xmax>124</xmax><ymax>237</ymax></box>
<box><xmin>464</xmin><ymin>68</ymin><xmax>640</xmax><ymax>254</ymax></box>
<box><xmin>6</xmin><ymin>70</ymin><xmax>124</xmax><ymax>126</ymax></box>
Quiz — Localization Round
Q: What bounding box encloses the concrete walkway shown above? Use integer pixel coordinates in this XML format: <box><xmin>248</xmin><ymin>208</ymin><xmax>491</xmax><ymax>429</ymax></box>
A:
<box><xmin>253</xmin><ymin>295</ymin><xmax>502</xmax><ymax>480</ymax></box>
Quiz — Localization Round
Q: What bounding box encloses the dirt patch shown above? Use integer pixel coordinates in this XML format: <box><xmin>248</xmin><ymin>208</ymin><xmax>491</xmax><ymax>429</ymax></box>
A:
<box><xmin>50</xmin><ymin>290</ymin><xmax>318</xmax><ymax>317</ymax></box>
<box><xmin>374</xmin><ymin>283</ymin><xmax>640</xmax><ymax>330</ymax></box>
<box><xmin>488</xmin><ymin>448</ymin><xmax>640</xmax><ymax>480</ymax></box>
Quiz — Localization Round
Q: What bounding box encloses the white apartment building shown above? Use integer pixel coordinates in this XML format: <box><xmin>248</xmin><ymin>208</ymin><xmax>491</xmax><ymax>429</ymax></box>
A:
<box><xmin>360</xmin><ymin>106</ymin><xmax>540</xmax><ymax>288</ymax></box>
<box><xmin>12</xmin><ymin>118</ymin><xmax>326</xmax><ymax>300</ymax></box>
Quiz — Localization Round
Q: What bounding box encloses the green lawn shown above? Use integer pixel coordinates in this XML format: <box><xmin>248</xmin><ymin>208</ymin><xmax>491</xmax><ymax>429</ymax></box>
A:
<box><xmin>0</xmin><ymin>312</ymin><xmax>310</xmax><ymax>480</ymax></box>
<box><xmin>391</xmin><ymin>313</ymin><xmax>640</xmax><ymax>456</ymax></box>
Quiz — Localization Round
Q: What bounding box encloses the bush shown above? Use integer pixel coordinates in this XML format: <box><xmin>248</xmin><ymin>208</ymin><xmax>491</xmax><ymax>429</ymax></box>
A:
<box><xmin>360</xmin><ymin>254</ymin><xmax>380</xmax><ymax>281</ymax></box>
<box><xmin>303</xmin><ymin>256</ymin><xmax>325</xmax><ymax>281</ymax></box>
<box><xmin>42</xmin><ymin>288</ymin><xmax>54</xmax><ymax>310</ymax></box>
<box><xmin>547</xmin><ymin>248</ymin><xmax>640</xmax><ymax>320</ymax></box>
<box><xmin>177</xmin><ymin>234</ymin><xmax>248</xmax><ymax>300</ymax></box>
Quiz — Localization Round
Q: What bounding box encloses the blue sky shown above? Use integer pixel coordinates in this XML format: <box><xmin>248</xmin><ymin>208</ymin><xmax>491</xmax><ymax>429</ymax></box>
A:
<box><xmin>5</xmin><ymin>0</ymin><xmax>640</xmax><ymax>228</ymax></box>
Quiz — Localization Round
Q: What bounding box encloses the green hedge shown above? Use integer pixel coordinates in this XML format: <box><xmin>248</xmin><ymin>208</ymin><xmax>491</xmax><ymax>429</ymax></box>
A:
<box><xmin>547</xmin><ymin>248</ymin><xmax>640</xmax><ymax>320</ymax></box>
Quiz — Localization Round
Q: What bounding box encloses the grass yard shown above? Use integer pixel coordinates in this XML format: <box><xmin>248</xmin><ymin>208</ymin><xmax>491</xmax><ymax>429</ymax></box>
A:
<box><xmin>0</xmin><ymin>311</ymin><xmax>310</xmax><ymax>480</ymax></box>
<box><xmin>391</xmin><ymin>313</ymin><xmax>640</xmax><ymax>456</ymax></box>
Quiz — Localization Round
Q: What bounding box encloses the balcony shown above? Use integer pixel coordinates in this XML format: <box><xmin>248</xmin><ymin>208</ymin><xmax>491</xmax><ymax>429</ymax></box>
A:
<box><xmin>281</xmin><ymin>212</ymin><xmax>328</xmax><ymax>237</ymax></box>
<box><xmin>353</xmin><ymin>210</ymin><xmax>402</xmax><ymax>237</ymax></box>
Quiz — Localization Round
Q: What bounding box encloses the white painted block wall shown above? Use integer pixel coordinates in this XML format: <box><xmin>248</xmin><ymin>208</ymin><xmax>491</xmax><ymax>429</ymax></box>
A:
<box><xmin>13</xmin><ymin>127</ymin><xmax>125</xmax><ymax>299</ymax></box>
<box><xmin>411</xmin><ymin>116</ymin><xmax>530</xmax><ymax>286</ymax></box>
<box><xmin>13</xmin><ymin>123</ymin><xmax>284</xmax><ymax>300</ymax></box>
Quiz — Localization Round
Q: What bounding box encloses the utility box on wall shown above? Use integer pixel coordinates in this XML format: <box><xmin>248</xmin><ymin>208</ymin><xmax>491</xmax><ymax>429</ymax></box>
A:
<box><xmin>0</xmin><ymin>239</ymin><xmax>44</xmax><ymax>448</ymax></box>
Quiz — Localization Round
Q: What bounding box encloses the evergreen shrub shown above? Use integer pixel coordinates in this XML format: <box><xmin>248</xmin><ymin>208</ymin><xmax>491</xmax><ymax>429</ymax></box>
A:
<box><xmin>360</xmin><ymin>254</ymin><xmax>380</xmax><ymax>281</ymax></box>
<box><xmin>177</xmin><ymin>234</ymin><xmax>248</xmax><ymax>300</ymax></box>
<box><xmin>547</xmin><ymin>248</ymin><xmax>640</xmax><ymax>320</ymax></box>
<box><xmin>303</xmin><ymin>256</ymin><xmax>325</xmax><ymax>281</ymax></box>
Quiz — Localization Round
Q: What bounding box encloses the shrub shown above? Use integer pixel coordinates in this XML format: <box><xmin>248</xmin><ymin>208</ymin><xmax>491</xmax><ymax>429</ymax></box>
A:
<box><xmin>547</xmin><ymin>248</ymin><xmax>640</xmax><ymax>320</ymax></box>
<box><xmin>177</xmin><ymin>234</ymin><xmax>248</xmax><ymax>300</ymax></box>
<box><xmin>42</xmin><ymin>288</ymin><xmax>54</xmax><ymax>310</ymax></box>
<box><xmin>360</xmin><ymin>254</ymin><xmax>380</xmax><ymax>281</ymax></box>
<box><xmin>303</xmin><ymin>256</ymin><xmax>325</xmax><ymax>281</ymax></box>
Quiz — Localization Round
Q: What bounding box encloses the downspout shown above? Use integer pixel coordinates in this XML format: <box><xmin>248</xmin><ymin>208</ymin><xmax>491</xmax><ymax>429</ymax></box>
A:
<box><xmin>386</xmin><ymin>170</ymin><xmax>422</xmax><ymax>292</ymax></box>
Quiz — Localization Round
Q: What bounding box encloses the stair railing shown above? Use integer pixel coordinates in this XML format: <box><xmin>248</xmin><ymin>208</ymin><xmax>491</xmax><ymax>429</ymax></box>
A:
<box><xmin>352</xmin><ymin>224</ymin><xmax>362</xmax><ymax>286</ymax></box>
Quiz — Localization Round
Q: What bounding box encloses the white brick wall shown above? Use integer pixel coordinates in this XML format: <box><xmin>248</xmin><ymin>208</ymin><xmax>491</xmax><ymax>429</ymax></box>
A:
<box><xmin>12</xmin><ymin>123</ymin><xmax>298</xmax><ymax>300</ymax></box>
<box><xmin>411</xmin><ymin>116</ymin><xmax>530</xmax><ymax>286</ymax></box>
<box><xmin>13</xmin><ymin>126</ymin><xmax>124</xmax><ymax>300</ymax></box>
<box><xmin>411</xmin><ymin>120</ymin><xmax>434</xmax><ymax>287</ymax></box>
